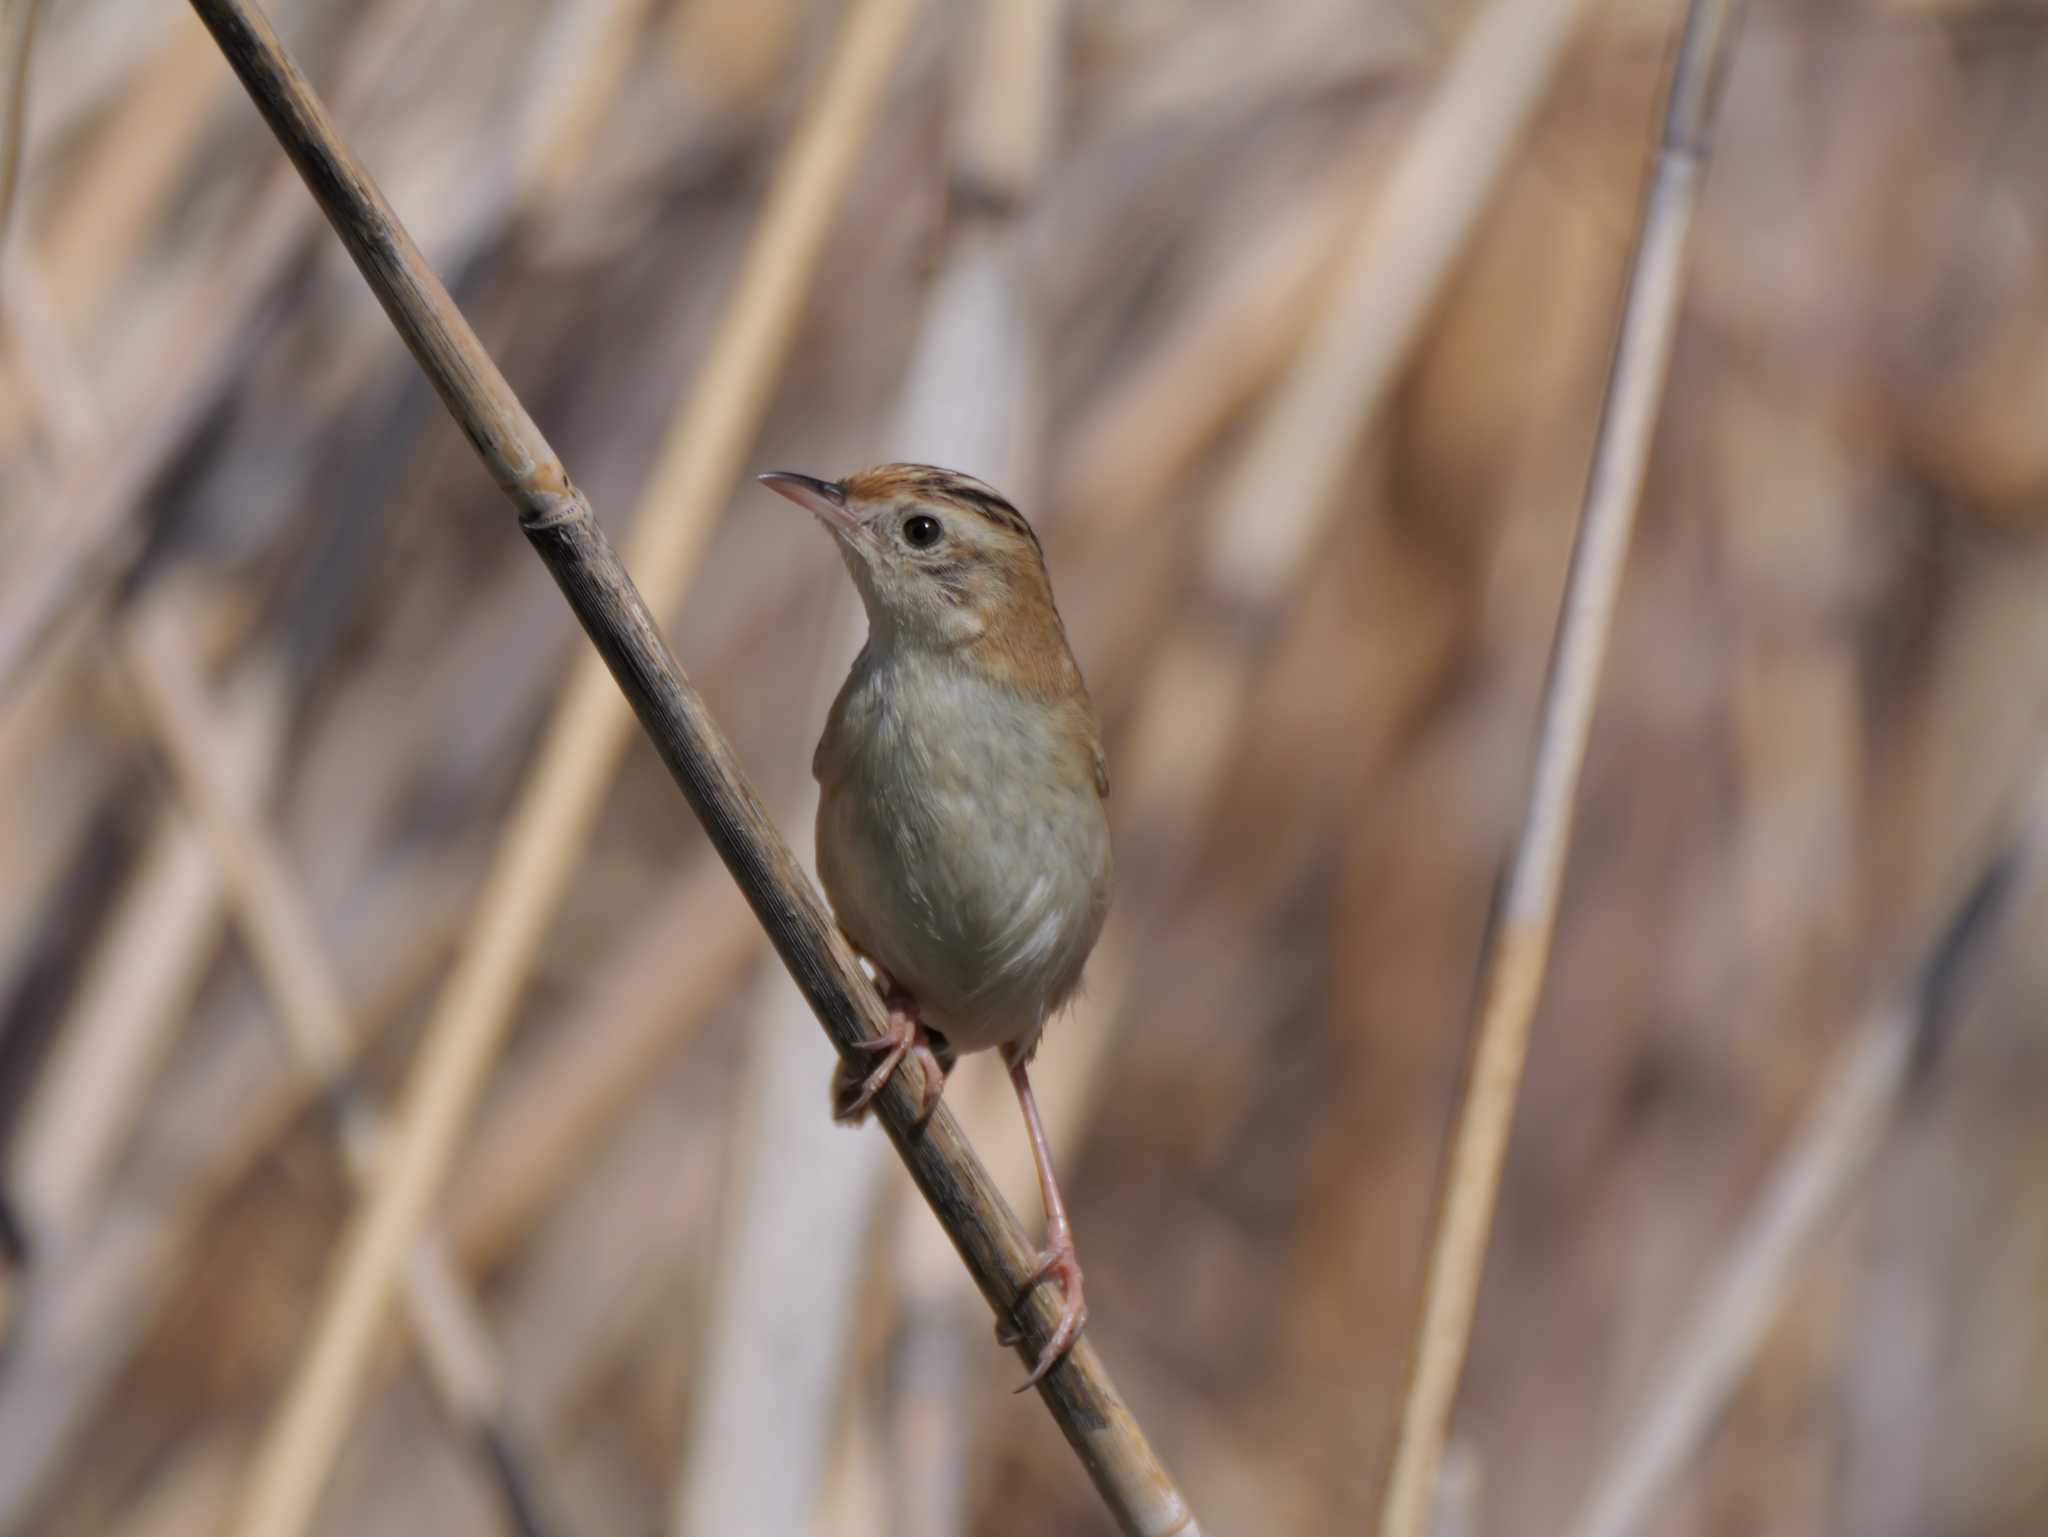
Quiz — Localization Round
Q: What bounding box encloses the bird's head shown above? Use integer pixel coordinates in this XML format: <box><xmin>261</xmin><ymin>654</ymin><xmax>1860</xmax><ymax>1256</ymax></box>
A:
<box><xmin>758</xmin><ymin>464</ymin><xmax>1065</xmax><ymax>665</ymax></box>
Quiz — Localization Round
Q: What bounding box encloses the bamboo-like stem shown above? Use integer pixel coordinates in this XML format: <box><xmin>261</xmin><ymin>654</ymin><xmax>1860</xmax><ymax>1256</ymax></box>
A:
<box><xmin>184</xmin><ymin>4</ymin><xmax>1200</xmax><ymax>1537</ymax></box>
<box><xmin>1564</xmin><ymin>782</ymin><xmax>2036</xmax><ymax>1537</ymax></box>
<box><xmin>1373</xmin><ymin>5</ymin><xmax>1744</xmax><ymax>1536</ymax></box>
<box><xmin>115</xmin><ymin>599</ymin><xmax>566</xmax><ymax>1537</ymax></box>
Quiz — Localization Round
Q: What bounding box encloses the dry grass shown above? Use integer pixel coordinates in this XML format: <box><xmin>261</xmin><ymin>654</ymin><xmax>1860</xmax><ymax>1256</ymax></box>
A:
<box><xmin>4</xmin><ymin>2</ymin><xmax>2048</xmax><ymax>1536</ymax></box>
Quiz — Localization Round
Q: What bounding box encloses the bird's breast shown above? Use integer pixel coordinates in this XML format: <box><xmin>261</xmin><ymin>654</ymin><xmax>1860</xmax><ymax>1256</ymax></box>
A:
<box><xmin>814</xmin><ymin>649</ymin><xmax>1110</xmax><ymax>1053</ymax></box>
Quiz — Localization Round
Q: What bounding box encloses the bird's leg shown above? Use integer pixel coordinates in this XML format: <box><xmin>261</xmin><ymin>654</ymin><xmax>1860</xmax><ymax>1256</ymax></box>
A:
<box><xmin>998</xmin><ymin>1045</ymin><xmax>1087</xmax><ymax>1388</ymax></box>
<box><xmin>831</xmin><ymin>955</ymin><xmax>950</xmax><ymax>1127</ymax></box>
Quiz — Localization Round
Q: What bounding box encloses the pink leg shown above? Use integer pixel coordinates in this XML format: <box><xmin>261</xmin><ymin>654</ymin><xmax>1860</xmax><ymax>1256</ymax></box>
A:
<box><xmin>831</xmin><ymin>956</ymin><xmax>949</xmax><ymax>1126</ymax></box>
<box><xmin>1000</xmin><ymin>1047</ymin><xmax>1087</xmax><ymax>1388</ymax></box>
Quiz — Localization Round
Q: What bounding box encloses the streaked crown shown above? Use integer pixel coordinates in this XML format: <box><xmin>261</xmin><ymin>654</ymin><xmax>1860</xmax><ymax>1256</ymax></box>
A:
<box><xmin>839</xmin><ymin>463</ymin><xmax>1042</xmax><ymax>552</ymax></box>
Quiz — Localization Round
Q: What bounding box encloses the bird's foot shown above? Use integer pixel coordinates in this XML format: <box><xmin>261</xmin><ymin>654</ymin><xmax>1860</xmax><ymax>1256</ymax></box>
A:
<box><xmin>998</xmin><ymin>1234</ymin><xmax>1087</xmax><ymax>1390</ymax></box>
<box><xmin>831</xmin><ymin>989</ymin><xmax>948</xmax><ymax>1127</ymax></box>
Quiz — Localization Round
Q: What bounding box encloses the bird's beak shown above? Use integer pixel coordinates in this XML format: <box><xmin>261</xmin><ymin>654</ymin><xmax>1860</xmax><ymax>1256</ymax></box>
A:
<box><xmin>758</xmin><ymin>471</ymin><xmax>857</xmax><ymax>533</ymax></box>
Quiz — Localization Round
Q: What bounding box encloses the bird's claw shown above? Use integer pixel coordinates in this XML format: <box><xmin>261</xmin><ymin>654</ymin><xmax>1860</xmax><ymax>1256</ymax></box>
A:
<box><xmin>831</xmin><ymin>997</ymin><xmax>947</xmax><ymax>1127</ymax></box>
<box><xmin>1004</xmin><ymin>1241</ymin><xmax>1086</xmax><ymax>1391</ymax></box>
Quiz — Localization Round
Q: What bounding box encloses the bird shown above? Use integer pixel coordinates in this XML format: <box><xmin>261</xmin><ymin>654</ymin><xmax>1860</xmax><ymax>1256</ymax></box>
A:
<box><xmin>758</xmin><ymin>463</ymin><xmax>1112</xmax><ymax>1387</ymax></box>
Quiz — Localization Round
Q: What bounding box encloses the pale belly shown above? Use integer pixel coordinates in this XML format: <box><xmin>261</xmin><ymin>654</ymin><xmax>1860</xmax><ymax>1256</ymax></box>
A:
<box><xmin>814</xmin><ymin>662</ymin><xmax>1111</xmax><ymax>1056</ymax></box>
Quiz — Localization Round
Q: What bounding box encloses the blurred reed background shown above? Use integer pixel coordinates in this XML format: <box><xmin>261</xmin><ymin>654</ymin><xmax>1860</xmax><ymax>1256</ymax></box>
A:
<box><xmin>1</xmin><ymin>1</ymin><xmax>2046</xmax><ymax>1535</ymax></box>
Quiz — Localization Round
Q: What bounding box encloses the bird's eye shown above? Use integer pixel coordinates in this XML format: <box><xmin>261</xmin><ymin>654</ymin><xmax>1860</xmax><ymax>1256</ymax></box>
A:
<box><xmin>902</xmin><ymin>513</ymin><xmax>942</xmax><ymax>548</ymax></box>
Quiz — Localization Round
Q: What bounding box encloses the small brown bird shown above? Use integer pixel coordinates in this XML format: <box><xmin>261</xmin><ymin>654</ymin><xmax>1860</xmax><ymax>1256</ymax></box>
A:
<box><xmin>759</xmin><ymin>463</ymin><xmax>1112</xmax><ymax>1385</ymax></box>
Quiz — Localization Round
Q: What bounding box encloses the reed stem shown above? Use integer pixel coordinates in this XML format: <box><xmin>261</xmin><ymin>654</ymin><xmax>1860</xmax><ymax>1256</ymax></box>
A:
<box><xmin>184</xmin><ymin>3</ymin><xmax>1201</xmax><ymax>1534</ymax></box>
<box><xmin>1374</xmin><ymin>4</ymin><xmax>1745</xmax><ymax>1534</ymax></box>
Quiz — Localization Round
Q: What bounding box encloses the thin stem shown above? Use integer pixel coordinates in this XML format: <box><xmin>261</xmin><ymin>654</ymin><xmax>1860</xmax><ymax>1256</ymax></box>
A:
<box><xmin>1373</xmin><ymin>4</ymin><xmax>1745</xmax><ymax>1536</ymax></box>
<box><xmin>181</xmin><ymin>3</ymin><xmax>1200</xmax><ymax>1536</ymax></box>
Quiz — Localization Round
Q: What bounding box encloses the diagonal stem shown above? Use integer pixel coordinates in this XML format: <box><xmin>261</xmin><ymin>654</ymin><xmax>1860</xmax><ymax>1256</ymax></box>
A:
<box><xmin>1373</xmin><ymin>3</ymin><xmax>1747</xmax><ymax>1535</ymax></box>
<box><xmin>181</xmin><ymin>3</ymin><xmax>1201</xmax><ymax>1536</ymax></box>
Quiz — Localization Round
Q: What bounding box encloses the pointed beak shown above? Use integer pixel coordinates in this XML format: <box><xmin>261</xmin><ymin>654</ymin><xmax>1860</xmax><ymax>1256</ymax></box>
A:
<box><xmin>757</xmin><ymin>471</ymin><xmax>857</xmax><ymax>533</ymax></box>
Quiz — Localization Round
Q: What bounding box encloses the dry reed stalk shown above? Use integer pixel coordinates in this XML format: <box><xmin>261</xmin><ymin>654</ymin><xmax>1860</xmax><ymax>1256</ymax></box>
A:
<box><xmin>187</xmin><ymin>3</ymin><xmax>1197</xmax><ymax>1536</ymax></box>
<box><xmin>213</xmin><ymin>0</ymin><xmax>912</xmax><ymax>1505</ymax></box>
<box><xmin>1564</xmin><ymin>781</ymin><xmax>2035</xmax><ymax>1537</ymax></box>
<box><xmin>1373</xmin><ymin>5</ymin><xmax>1745</xmax><ymax>1535</ymax></box>
<box><xmin>114</xmin><ymin>598</ymin><xmax>567</xmax><ymax>1537</ymax></box>
<box><xmin>0</xmin><ymin>0</ymin><xmax>433</xmax><ymax>705</ymax></box>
